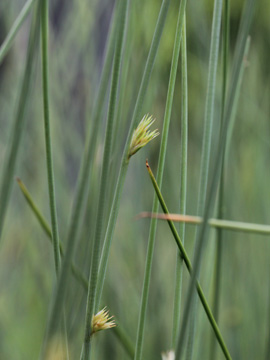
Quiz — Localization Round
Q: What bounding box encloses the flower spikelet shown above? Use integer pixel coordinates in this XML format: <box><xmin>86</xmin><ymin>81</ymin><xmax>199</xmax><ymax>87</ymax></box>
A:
<box><xmin>91</xmin><ymin>307</ymin><xmax>116</xmax><ymax>335</ymax></box>
<box><xmin>161</xmin><ymin>350</ymin><xmax>175</xmax><ymax>360</ymax></box>
<box><xmin>128</xmin><ymin>114</ymin><xmax>159</xmax><ymax>159</ymax></box>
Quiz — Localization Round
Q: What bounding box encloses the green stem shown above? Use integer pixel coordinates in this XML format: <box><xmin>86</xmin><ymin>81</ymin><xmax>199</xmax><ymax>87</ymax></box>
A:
<box><xmin>82</xmin><ymin>1</ymin><xmax>128</xmax><ymax>359</ymax></box>
<box><xmin>16</xmin><ymin>178</ymin><xmax>51</xmax><ymax>238</ymax></box>
<box><xmin>186</xmin><ymin>0</ymin><xmax>223</xmax><ymax>357</ymax></box>
<box><xmin>111</xmin><ymin>0</ymin><xmax>133</xmax><ymax>163</ymax></box>
<box><xmin>95</xmin><ymin>161</ymin><xmax>129</xmax><ymax>308</ymax></box>
<box><xmin>16</xmin><ymin>178</ymin><xmax>88</xmax><ymax>289</ymax></box>
<box><xmin>210</xmin><ymin>235</ymin><xmax>223</xmax><ymax>359</ymax></box>
<box><xmin>95</xmin><ymin>0</ymin><xmax>172</xmax><ymax>310</ymax></box>
<box><xmin>43</xmin><ymin>0</ymin><xmax>118</xmax><ymax>347</ymax></box>
<box><xmin>196</xmin><ymin>0</ymin><xmax>223</xmax><ymax>217</ymax></box>
<box><xmin>135</xmin><ymin>1</ymin><xmax>187</xmax><ymax>359</ymax></box>
<box><xmin>221</xmin><ymin>0</ymin><xmax>230</xmax><ymax>122</ymax></box>
<box><xmin>210</xmin><ymin>45</ymin><xmax>251</xmax><ymax>352</ymax></box>
<box><xmin>172</xmin><ymin>14</ymin><xmax>188</xmax><ymax>348</ymax></box>
<box><xmin>146</xmin><ymin>161</ymin><xmax>232</xmax><ymax>360</ymax></box>
<box><xmin>16</xmin><ymin>178</ymin><xmax>135</xmax><ymax>359</ymax></box>
<box><xmin>0</xmin><ymin>0</ymin><xmax>35</xmax><ymax>65</ymax></box>
<box><xmin>0</xmin><ymin>1</ymin><xmax>40</xmax><ymax>242</ymax></box>
<box><xmin>211</xmin><ymin>8</ymin><xmax>230</xmax><ymax>358</ymax></box>
<box><xmin>177</xmin><ymin>0</ymin><xmax>255</xmax><ymax>356</ymax></box>
<box><xmin>41</xmin><ymin>0</ymin><xmax>61</xmax><ymax>274</ymax></box>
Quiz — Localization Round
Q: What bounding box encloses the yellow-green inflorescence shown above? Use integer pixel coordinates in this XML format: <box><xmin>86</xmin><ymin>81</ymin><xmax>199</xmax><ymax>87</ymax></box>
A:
<box><xmin>128</xmin><ymin>114</ymin><xmax>159</xmax><ymax>159</ymax></box>
<box><xmin>161</xmin><ymin>350</ymin><xmax>175</xmax><ymax>360</ymax></box>
<box><xmin>91</xmin><ymin>307</ymin><xmax>116</xmax><ymax>336</ymax></box>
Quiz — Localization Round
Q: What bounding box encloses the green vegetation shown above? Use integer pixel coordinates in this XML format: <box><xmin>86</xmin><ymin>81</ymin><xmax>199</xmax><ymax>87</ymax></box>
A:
<box><xmin>0</xmin><ymin>0</ymin><xmax>269</xmax><ymax>359</ymax></box>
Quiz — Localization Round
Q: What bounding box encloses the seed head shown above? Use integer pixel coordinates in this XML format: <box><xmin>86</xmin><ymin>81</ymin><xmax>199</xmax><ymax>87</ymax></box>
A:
<box><xmin>91</xmin><ymin>307</ymin><xmax>116</xmax><ymax>336</ymax></box>
<box><xmin>128</xmin><ymin>114</ymin><xmax>159</xmax><ymax>159</ymax></box>
<box><xmin>161</xmin><ymin>350</ymin><xmax>175</xmax><ymax>360</ymax></box>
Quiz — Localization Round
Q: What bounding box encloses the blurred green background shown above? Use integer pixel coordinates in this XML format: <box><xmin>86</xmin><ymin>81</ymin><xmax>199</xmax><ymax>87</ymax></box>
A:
<box><xmin>0</xmin><ymin>0</ymin><xmax>269</xmax><ymax>359</ymax></box>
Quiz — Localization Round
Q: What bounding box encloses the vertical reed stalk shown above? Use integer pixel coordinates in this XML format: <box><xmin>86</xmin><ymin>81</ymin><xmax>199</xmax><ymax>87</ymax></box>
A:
<box><xmin>0</xmin><ymin>1</ymin><xmax>40</xmax><ymax>242</ymax></box>
<box><xmin>134</xmin><ymin>1</ymin><xmax>187</xmax><ymax>359</ymax></box>
<box><xmin>17</xmin><ymin>179</ymin><xmax>135</xmax><ymax>358</ymax></box>
<box><xmin>176</xmin><ymin>0</ymin><xmax>255</xmax><ymax>357</ymax></box>
<box><xmin>40</xmin><ymin>0</ymin><xmax>61</xmax><ymax>274</ymax></box>
<box><xmin>81</xmin><ymin>1</ymin><xmax>128</xmax><ymax>359</ymax></box>
<box><xmin>210</xmin><ymin>25</ymin><xmax>252</xmax><ymax>360</ymax></box>
<box><xmin>184</xmin><ymin>0</ymin><xmax>223</xmax><ymax>357</ymax></box>
<box><xmin>172</xmin><ymin>14</ymin><xmax>188</xmax><ymax>348</ymax></box>
<box><xmin>145</xmin><ymin>161</ymin><xmax>232</xmax><ymax>360</ymax></box>
<box><xmin>95</xmin><ymin>0</ymin><xmax>172</xmax><ymax>310</ymax></box>
<box><xmin>42</xmin><ymin>0</ymin><xmax>118</xmax><ymax>347</ymax></box>
<box><xmin>210</xmin><ymin>1</ymin><xmax>230</xmax><ymax>358</ymax></box>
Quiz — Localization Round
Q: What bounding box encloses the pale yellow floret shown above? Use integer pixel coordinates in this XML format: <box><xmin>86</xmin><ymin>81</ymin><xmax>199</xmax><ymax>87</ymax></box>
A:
<box><xmin>91</xmin><ymin>307</ymin><xmax>116</xmax><ymax>335</ymax></box>
<box><xmin>128</xmin><ymin>114</ymin><xmax>159</xmax><ymax>158</ymax></box>
<box><xmin>161</xmin><ymin>350</ymin><xmax>175</xmax><ymax>360</ymax></box>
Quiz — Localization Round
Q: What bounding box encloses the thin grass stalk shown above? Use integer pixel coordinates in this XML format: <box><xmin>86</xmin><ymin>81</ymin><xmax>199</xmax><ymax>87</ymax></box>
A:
<box><xmin>43</xmin><ymin>0</ymin><xmax>118</xmax><ymax>345</ymax></box>
<box><xmin>81</xmin><ymin>1</ymin><xmax>128</xmax><ymax>358</ymax></box>
<box><xmin>0</xmin><ymin>0</ymin><xmax>35</xmax><ymax>65</ymax></box>
<box><xmin>210</xmin><ymin>28</ymin><xmax>251</xmax><ymax>360</ymax></box>
<box><xmin>107</xmin><ymin>60</ymin><xmax>130</xmax><ymax>213</ymax></box>
<box><xmin>185</xmin><ymin>0</ymin><xmax>223</xmax><ymax>357</ymax></box>
<box><xmin>83</xmin><ymin>0</ymin><xmax>118</xmax><ymax>168</ymax></box>
<box><xmin>40</xmin><ymin>0</ymin><xmax>61</xmax><ymax>274</ymax></box>
<box><xmin>176</xmin><ymin>0</ymin><xmax>255</xmax><ymax>357</ymax></box>
<box><xmin>95</xmin><ymin>0</ymin><xmax>172</xmax><ymax>310</ymax></box>
<box><xmin>16</xmin><ymin>178</ymin><xmax>52</xmax><ymax>238</ymax></box>
<box><xmin>107</xmin><ymin>1</ymin><xmax>134</xmax><ymax>229</ymax></box>
<box><xmin>111</xmin><ymin>0</ymin><xmax>134</xmax><ymax>161</ymax></box>
<box><xmin>16</xmin><ymin>178</ymin><xmax>135</xmax><ymax>359</ymax></box>
<box><xmin>221</xmin><ymin>0</ymin><xmax>230</xmax><ymax>122</ymax></box>
<box><xmin>195</xmin><ymin>0</ymin><xmax>222</xmax><ymax>217</ymax></box>
<box><xmin>16</xmin><ymin>177</ymin><xmax>88</xmax><ymax>289</ymax></box>
<box><xmin>40</xmin><ymin>0</ymin><xmax>67</xmax><ymax>353</ymax></box>
<box><xmin>146</xmin><ymin>161</ymin><xmax>232</xmax><ymax>360</ymax></box>
<box><xmin>0</xmin><ymin>2</ymin><xmax>40</xmax><ymax>242</ymax></box>
<box><xmin>172</xmin><ymin>14</ymin><xmax>188</xmax><ymax>349</ymax></box>
<box><xmin>84</xmin><ymin>1</ymin><xmax>118</xmax><ymax>147</ymax></box>
<box><xmin>225</xmin><ymin>37</ymin><xmax>250</xmax><ymax>157</ymax></box>
<box><xmin>61</xmin><ymin>1</ymin><xmax>121</xmax><ymax>340</ymax></box>
<box><xmin>210</xmin><ymin>1</ymin><xmax>230</xmax><ymax>358</ymax></box>
<box><xmin>134</xmin><ymin>1</ymin><xmax>187</xmax><ymax>359</ymax></box>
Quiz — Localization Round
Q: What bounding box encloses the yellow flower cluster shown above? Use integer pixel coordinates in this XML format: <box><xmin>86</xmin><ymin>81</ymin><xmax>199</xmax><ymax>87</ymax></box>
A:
<box><xmin>128</xmin><ymin>114</ymin><xmax>159</xmax><ymax>159</ymax></box>
<box><xmin>91</xmin><ymin>307</ymin><xmax>116</xmax><ymax>335</ymax></box>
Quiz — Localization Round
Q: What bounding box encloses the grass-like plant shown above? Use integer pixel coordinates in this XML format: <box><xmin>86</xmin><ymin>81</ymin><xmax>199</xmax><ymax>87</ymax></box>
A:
<box><xmin>145</xmin><ymin>160</ymin><xmax>232</xmax><ymax>360</ymax></box>
<box><xmin>95</xmin><ymin>0</ymin><xmax>172</xmax><ymax>312</ymax></box>
<box><xmin>81</xmin><ymin>1</ymin><xmax>128</xmax><ymax>358</ymax></box>
<box><xmin>185</xmin><ymin>0</ymin><xmax>223</xmax><ymax>356</ymax></box>
<box><xmin>172</xmin><ymin>13</ymin><xmax>188</xmax><ymax>349</ymax></box>
<box><xmin>42</xmin><ymin>0</ymin><xmax>119</xmax><ymax>349</ymax></box>
<box><xmin>210</xmin><ymin>1</ymin><xmax>230</xmax><ymax>358</ymax></box>
<box><xmin>40</xmin><ymin>0</ymin><xmax>61</xmax><ymax>275</ymax></box>
<box><xmin>16</xmin><ymin>177</ymin><xmax>135</xmax><ymax>358</ymax></box>
<box><xmin>0</xmin><ymin>0</ymin><xmax>268</xmax><ymax>359</ymax></box>
<box><xmin>134</xmin><ymin>1</ymin><xmax>187</xmax><ymax>359</ymax></box>
<box><xmin>176</xmin><ymin>0</ymin><xmax>256</xmax><ymax>357</ymax></box>
<box><xmin>0</xmin><ymin>1</ymin><xmax>39</xmax><ymax>241</ymax></box>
